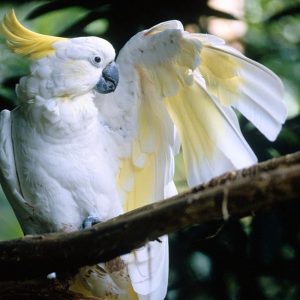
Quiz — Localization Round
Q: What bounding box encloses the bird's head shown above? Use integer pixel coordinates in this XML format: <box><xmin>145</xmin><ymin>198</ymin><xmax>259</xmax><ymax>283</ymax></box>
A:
<box><xmin>0</xmin><ymin>10</ymin><xmax>119</xmax><ymax>100</ymax></box>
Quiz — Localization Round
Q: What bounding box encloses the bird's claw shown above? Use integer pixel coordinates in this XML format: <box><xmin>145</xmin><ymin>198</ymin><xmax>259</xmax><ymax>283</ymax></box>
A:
<box><xmin>82</xmin><ymin>216</ymin><xmax>101</xmax><ymax>229</ymax></box>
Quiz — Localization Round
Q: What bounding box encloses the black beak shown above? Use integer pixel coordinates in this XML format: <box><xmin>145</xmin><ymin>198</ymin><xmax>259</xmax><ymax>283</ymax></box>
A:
<box><xmin>95</xmin><ymin>62</ymin><xmax>119</xmax><ymax>94</ymax></box>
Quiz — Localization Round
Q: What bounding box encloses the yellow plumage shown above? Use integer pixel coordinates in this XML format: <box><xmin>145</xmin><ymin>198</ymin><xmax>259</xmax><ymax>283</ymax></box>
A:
<box><xmin>118</xmin><ymin>100</ymin><xmax>159</xmax><ymax>212</ymax></box>
<box><xmin>199</xmin><ymin>46</ymin><xmax>242</xmax><ymax>106</ymax></box>
<box><xmin>117</xmin><ymin>65</ymin><xmax>168</xmax><ymax>212</ymax></box>
<box><xmin>119</xmin><ymin>153</ymin><xmax>156</xmax><ymax>212</ymax></box>
<box><xmin>165</xmin><ymin>83</ymin><xmax>218</xmax><ymax>184</ymax></box>
<box><xmin>0</xmin><ymin>10</ymin><xmax>66</xmax><ymax>59</ymax></box>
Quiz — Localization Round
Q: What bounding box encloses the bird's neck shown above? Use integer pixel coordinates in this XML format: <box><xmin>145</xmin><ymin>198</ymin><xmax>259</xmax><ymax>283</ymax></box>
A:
<box><xmin>21</xmin><ymin>92</ymin><xmax>99</xmax><ymax>139</ymax></box>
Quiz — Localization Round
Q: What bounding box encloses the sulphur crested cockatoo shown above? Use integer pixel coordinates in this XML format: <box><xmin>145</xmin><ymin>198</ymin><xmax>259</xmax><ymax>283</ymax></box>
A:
<box><xmin>0</xmin><ymin>10</ymin><xmax>286</xmax><ymax>300</ymax></box>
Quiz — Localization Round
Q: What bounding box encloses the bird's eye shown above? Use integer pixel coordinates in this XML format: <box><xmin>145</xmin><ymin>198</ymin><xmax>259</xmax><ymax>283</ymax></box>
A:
<box><xmin>90</xmin><ymin>56</ymin><xmax>102</xmax><ymax>67</ymax></box>
<box><xmin>94</xmin><ymin>56</ymin><xmax>101</xmax><ymax>63</ymax></box>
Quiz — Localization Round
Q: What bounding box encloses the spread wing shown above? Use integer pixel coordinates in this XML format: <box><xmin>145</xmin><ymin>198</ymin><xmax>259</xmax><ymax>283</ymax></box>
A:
<box><xmin>116</xmin><ymin>21</ymin><xmax>286</xmax><ymax>193</ymax></box>
<box><xmin>197</xmin><ymin>34</ymin><xmax>286</xmax><ymax>141</ymax></box>
<box><xmin>0</xmin><ymin>109</ymin><xmax>34</xmax><ymax>234</ymax></box>
<box><xmin>96</xmin><ymin>20</ymin><xmax>286</xmax><ymax>299</ymax></box>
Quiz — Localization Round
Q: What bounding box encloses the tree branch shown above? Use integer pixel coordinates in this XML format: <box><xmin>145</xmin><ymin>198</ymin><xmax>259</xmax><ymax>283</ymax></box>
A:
<box><xmin>0</xmin><ymin>279</ymin><xmax>101</xmax><ymax>300</ymax></box>
<box><xmin>0</xmin><ymin>152</ymin><xmax>299</xmax><ymax>282</ymax></box>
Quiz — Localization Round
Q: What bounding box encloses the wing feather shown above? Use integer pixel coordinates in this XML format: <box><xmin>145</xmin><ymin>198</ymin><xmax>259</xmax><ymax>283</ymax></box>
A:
<box><xmin>199</xmin><ymin>42</ymin><xmax>286</xmax><ymax>141</ymax></box>
<box><xmin>0</xmin><ymin>109</ymin><xmax>33</xmax><ymax>234</ymax></box>
<box><xmin>112</xmin><ymin>20</ymin><xmax>286</xmax><ymax>299</ymax></box>
<box><xmin>165</xmin><ymin>80</ymin><xmax>257</xmax><ymax>185</ymax></box>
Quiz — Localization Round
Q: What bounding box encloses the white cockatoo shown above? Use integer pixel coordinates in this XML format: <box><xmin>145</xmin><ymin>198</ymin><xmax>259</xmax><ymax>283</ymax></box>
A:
<box><xmin>0</xmin><ymin>10</ymin><xmax>286</xmax><ymax>300</ymax></box>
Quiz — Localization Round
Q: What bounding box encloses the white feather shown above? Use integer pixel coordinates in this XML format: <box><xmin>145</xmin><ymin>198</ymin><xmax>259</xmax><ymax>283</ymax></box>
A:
<box><xmin>0</xmin><ymin>110</ymin><xmax>40</xmax><ymax>234</ymax></box>
<box><xmin>199</xmin><ymin>44</ymin><xmax>286</xmax><ymax>141</ymax></box>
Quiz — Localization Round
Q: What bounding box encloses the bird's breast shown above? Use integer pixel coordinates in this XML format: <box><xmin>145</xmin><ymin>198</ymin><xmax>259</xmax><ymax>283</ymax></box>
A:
<box><xmin>11</xmin><ymin>99</ymin><xmax>123</xmax><ymax>233</ymax></box>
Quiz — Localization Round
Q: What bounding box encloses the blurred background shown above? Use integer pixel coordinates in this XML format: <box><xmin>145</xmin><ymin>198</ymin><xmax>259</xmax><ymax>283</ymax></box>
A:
<box><xmin>0</xmin><ymin>0</ymin><xmax>299</xmax><ymax>299</ymax></box>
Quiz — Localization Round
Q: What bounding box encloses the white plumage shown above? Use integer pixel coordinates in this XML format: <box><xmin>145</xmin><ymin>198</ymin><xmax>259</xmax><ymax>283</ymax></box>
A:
<box><xmin>0</xmin><ymin>12</ymin><xmax>286</xmax><ymax>300</ymax></box>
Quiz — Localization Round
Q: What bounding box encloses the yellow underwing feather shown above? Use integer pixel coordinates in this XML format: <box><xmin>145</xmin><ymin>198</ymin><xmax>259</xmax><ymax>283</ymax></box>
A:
<box><xmin>118</xmin><ymin>67</ymin><xmax>174</xmax><ymax>212</ymax></box>
<box><xmin>120</xmin><ymin>153</ymin><xmax>156</xmax><ymax>212</ymax></box>
<box><xmin>165</xmin><ymin>83</ymin><xmax>217</xmax><ymax>184</ymax></box>
<box><xmin>165</xmin><ymin>80</ymin><xmax>256</xmax><ymax>185</ymax></box>
<box><xmin>127</xmin><ymin>285</ymin><xmax>139</xmax><ymax>300</ymax></box>
<box><xmin>118</xmin><ymin>103</ymin><xmax>159</xmax><ymax>212</ymax></box>
<box><xmin>0</xmin><ymin>10</ymin><xmax>66</xmax><ymax>59</ymax></box>
<box><xmin>200</xmin><ymin>45</ymin><xmax>242</xmax><ymax>106</ymax></box>
<box><xmin>199</xmin><ymin>42</ymin><xmax>286</xmax><ymax>141</ymax></box>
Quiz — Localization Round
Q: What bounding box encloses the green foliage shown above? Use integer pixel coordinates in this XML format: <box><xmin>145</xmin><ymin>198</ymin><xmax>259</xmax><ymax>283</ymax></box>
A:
<box><xmin>0</xmin><ymin>188</ymin><xmax>22</xmax><ymax>240</ymax></box>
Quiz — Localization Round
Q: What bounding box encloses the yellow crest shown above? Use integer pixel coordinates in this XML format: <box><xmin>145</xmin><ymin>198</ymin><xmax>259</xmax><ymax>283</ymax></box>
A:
<box><xmin>0</xmin><ymin>10</ymin><xmax>67</xmax><ymax>59</ymax></box>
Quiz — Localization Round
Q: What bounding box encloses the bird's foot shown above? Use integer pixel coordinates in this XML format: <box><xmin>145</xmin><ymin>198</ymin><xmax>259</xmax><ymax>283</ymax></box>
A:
<box><xmin>82</xmin><ymin>216</ymin><xmax>101</xmax><ymax>229</ymax></box>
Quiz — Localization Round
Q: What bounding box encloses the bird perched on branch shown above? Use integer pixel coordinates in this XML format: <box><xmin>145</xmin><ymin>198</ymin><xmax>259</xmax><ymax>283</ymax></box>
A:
<box><xmin>0</xmin><ymin>10</ymin><xmax>286</xmax><ymax>300</ymax></box>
